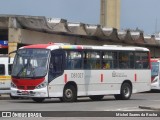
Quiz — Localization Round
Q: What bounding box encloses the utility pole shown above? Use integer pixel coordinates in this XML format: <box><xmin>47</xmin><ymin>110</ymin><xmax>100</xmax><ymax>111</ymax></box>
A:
<box><xmin>155</xmin><ymin>17</ymin><xmax>157</xmax><ymax>33</ymax></box>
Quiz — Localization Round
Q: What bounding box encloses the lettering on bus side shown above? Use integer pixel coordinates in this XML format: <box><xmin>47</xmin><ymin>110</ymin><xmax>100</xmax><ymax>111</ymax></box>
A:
<box><xmin>112</xmin><ymin>71</ymin><xmax>127</xmax><ymax>77</ymax></box>
<box><xmin>71</xmin><ymin>73</ymin><xmax>84</xmax><ymax>79</ymax></box>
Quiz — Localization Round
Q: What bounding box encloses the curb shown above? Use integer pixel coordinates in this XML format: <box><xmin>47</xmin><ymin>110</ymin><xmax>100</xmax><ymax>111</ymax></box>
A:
<box><xmin>139</xmin><ymin>106</ymin><xmax>160</xmax><ymax>111</ymax></box>
<box><xmin>0</xmin><ymin>94</ymin><xmax>11</xmax><ymax>100</ymax></box>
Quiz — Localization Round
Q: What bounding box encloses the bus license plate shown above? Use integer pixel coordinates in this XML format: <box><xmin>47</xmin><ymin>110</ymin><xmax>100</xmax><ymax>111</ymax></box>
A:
<box><xmin>22</xmin><ymin>91</ymin><xmax>29</xmax><ymax>95</ymax></box>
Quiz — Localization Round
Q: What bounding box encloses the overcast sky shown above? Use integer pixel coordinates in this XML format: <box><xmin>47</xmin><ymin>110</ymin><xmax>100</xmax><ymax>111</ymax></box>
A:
<box><xmin>0</xmin><ymin>0</ymin><xmax>160</xmax><ymax>34</ymax></box>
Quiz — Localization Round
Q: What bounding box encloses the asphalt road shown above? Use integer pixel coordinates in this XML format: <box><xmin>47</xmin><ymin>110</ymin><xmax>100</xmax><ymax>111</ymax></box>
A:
<box><xmin>0</xmin><ymin>92</ymin><xmax>160</xmax><ymax>120</ymax></box>
<box><xmin>0</xmin><ymin>92</ymin><xmax>160</xmax><ymax>111</ymax></box>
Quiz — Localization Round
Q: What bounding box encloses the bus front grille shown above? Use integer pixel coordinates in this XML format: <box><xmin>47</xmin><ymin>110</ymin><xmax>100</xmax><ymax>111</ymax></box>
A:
<box><xmin>18</xmin><ymin>86</ymin><xmax>24</xmax><ymax>90</ymax></box>
<box><xmin>17</xmin><ymin>86</ymin><xmax>35</xmax><ymax>90</ymax></box>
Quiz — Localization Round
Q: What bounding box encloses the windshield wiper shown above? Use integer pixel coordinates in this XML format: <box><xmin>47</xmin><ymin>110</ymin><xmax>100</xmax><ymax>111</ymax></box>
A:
<box><xmin>16</xmin><ymin>63</ymin><xmax>29</xmax><ymax>77</ymax></box>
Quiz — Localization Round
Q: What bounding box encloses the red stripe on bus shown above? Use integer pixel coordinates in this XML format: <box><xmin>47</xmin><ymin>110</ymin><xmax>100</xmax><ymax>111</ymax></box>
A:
<box><xmin>151</xmin><ymin>59</ymin><xmax>158</xmax><ymax>62</ymax></box>
<box><xmin>101</xmin><ymin>74</ymin><xmax>103</xmax><ymax>82</ymax></box>
<box><xmin>64</xmin><ymin>74</ymin><xmax>67</xmax><ymax>83</ymax></box>
<box><xmin>12</xmin><ymin>77</ymin><xmax>45</xmax><ymax>90</ymax></box>
<box><xmin>23</xmin><ymin>44</ymin><xmax>53</xmax><ymax>49</ymax></box>
<box><xmin>134</xmin><ymin>74</ymin><xmax>137</xmax><ymax>81</ymax></box>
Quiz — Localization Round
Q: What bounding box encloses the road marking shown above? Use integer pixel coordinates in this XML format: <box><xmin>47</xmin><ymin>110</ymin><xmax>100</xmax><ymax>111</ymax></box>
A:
<box><xmin>104</xmin><ymin>107</ymin><xmax>139</xmax><ymax>111</ymax></box>
<box><xmin>147</xmin><ymin>100</ymin><xmax>160</xmax><ymax>101</ymax></box>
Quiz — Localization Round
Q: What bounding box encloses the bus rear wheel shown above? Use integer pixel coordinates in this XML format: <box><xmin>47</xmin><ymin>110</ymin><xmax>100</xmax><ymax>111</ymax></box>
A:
<box><xmin>32</xmin><ymin>98</ymin><xmax>45</xmax><ymax>103</ymax></box>
<box><xmin>114</xmin><ymin>82</ymin><xmax>132</xmax><ymax>100</ymax></box>
<box><xmin>89</xmin><ymin>95</ymin><xmax>104</xmax><ymax>101</ymax></box>
<box><xmin>61</xmin><ymin>85</ymin><xmax>77</xmax><ymax>102</ymax></box>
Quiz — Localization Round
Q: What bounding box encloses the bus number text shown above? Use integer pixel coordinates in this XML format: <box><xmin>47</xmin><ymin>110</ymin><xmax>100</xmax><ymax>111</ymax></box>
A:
<box><xmin>71</xmin><ymin>73</ymin><xmax>84</xmax><ymax>79</ymax></box>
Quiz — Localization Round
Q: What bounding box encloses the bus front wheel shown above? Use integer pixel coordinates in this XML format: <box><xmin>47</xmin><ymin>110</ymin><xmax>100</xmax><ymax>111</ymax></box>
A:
<box><xmin>114</xmin><ymin>82</ymin><xmax>132</xmax><ymax>100</ymax></box>
<box><xmin>62</xmin><ymin>85</ymin><xmax>77</xmax><ymax>102</ymax></box>
<box><xmin>32</xmin><ymin>98</ymin><xmax>45</xmax><ymax>103</ymax></box>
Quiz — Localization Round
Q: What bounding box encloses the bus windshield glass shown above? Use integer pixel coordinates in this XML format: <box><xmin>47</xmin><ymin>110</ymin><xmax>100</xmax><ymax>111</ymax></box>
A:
<box><xmin>151</xmin><ymin>62</ymin><xmax>159</xmax><ymax>77</ymax></box>
<box><xmin>12</xmin><ymin>49</ymin><xmax>50</xmax><ymax>78</ymax></box>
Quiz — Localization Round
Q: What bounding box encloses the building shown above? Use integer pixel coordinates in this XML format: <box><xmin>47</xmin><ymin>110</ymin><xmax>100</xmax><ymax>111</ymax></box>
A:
<box><xmin>0</xmin><ymin>15</ymin><xmax>160</xmax><ymax>57</ymax></box>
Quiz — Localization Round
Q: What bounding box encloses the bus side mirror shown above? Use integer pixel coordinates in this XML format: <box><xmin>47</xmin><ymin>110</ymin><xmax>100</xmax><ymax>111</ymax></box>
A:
<box><xmin>8</xmin><ymin>50</ymin><xmax>17</xmax><ymax>64</ymax></box>
<box><xmin>50</xmin><ymin>64</ymin><xmax>53</xmax><ymax>69</ymax></box>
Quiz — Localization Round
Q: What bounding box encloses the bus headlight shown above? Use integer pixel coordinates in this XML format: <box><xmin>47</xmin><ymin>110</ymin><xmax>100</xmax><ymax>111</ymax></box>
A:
<box><xmin>11</xmin><ymin>82</ymin><xmax>17</xmax><ymax>88</ymax></box>
<box><xmin>35</xmin><ymin>81</ymin><xmax>47</xmax><ymax>89</ymax></box>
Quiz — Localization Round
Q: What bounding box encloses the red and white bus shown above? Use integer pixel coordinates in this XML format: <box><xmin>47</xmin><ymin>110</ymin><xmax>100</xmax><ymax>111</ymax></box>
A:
<box><xmin>10</xmin><ymin>43</ymin><xmax>151</xmax><ymax>102</ymax></box>
<box><xmin>151</xmin><ymin>58</ymin><xmax>160</xmax><ymax>90</ymax></box>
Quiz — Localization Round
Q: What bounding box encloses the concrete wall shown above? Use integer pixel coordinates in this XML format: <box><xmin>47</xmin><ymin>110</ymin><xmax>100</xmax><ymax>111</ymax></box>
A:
<box><xmin>9</xmin><ymin>28</ymin><xmax>114</xmax><ymax>45</ymax></box>
<box><xmin>8</xmin><ymin>28</ymin><xmax>160</xmax><ymax>58</ymax></box>
<box><xmin>0</xmin><ymin>15</ymin><xmax>159</xmax><ymax>58</ymax></box>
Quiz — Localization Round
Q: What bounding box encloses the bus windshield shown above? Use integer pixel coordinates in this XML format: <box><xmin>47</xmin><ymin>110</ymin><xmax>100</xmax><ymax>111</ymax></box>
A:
<box><xmin>12</xmin><ymin>49</ymin><xmax>50</xmax><ymax>78</ymax></box>
<box><xmin>151</xmin><ymin>62</ymin><xmax>159</xmax><ymax>77</ymax></box>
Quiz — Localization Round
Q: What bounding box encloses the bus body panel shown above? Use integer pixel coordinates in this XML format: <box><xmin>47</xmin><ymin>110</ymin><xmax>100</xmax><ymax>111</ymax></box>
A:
<box><xmin>48</xmin><ymin>70</ymin><xmax>151</xmax><ymax>97</ymax></box>
<box><xmin>0</xmin><ymin>57</ymin><xmax>13</xmax><ymax>94</ymax></box>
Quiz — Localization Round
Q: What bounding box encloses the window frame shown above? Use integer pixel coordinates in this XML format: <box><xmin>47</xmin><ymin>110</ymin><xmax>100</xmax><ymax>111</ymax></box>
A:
<box><xmin>63</xmin><ymin>49</ymin><xmax>150</xmax><ymax>70</ymax></box>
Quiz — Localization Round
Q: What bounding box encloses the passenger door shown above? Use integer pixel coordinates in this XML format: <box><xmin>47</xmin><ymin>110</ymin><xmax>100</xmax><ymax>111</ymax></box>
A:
<box><xmin>48</xmin><ymin>49</ymin><xmax>65</xmax><ymax>83</ymax></box>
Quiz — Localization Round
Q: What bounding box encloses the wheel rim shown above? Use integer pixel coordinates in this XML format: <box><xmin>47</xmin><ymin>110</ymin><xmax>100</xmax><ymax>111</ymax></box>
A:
<box><xmin>65</xmin><ymin>89</ymin><xmax>73</xmax><ymax>99</ymax></box>
<box><xmin>123</xmin><ymin>86</ymin><xmax>130</xmax><ymax>97</ymax></box>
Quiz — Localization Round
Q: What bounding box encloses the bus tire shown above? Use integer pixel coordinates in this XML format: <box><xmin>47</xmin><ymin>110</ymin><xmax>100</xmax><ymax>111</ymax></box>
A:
<box><xmin>114</xmin><ymin>82</ymin><xmax>132</xmax><ymax>100</ymax></box>
<box><xmin>89</xmin><ymin>95</ymin><xmax>104</xmax><ymax>101</ymax></box>
<box><xmin>62</xmin><ymin>85</ymin><xmax>77</xmax><ymax>102</ymax></box>
<box><xmin>32</xmin><ymin>98</ymin><xmax>45</xmax><ymax>103</ymax></box>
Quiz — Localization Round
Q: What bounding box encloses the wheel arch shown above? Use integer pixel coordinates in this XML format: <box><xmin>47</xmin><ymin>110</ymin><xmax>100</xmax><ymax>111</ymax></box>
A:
<box><xmin>121</xmin><ymin>80</ymin><xmax>133</xmax><ymax>93</ymax></box>
<box><xmin>61</xmin><ymin>81</ymin><xmax>78</xmax><ymax>102</ymax></box>
<box><xmin>64</xmin><ymin>81</ymin><xmax>78</xmax><ymax>93</ymax></box>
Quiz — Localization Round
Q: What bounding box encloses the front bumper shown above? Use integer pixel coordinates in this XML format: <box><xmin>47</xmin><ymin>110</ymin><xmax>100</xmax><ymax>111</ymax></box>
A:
<box><xmin>11</xmin><ymin>87</ymin><xmax>48</xmax><ymax>97</ymax></box>
<box><xmin>151</xmin><ymin>82</ymin><xmax>160</xmax><ymax>90</ymax></box>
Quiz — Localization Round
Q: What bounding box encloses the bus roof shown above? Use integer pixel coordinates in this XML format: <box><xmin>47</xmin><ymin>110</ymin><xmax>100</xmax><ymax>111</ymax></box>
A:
<box><xmin>21</xmin><ymin>43</ymin><xmax>149</xmax><ymax>51</ymax></box>
<box><xmin>0</xmin><ymin>57</ymin><xmax>14</xmax><ymax>64</ymax></box>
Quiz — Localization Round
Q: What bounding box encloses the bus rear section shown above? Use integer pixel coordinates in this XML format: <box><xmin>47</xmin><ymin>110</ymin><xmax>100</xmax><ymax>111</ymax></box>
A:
<box><xmin>0</xmin><ymin>56</ymin><xmax>13</xmax><ymax>94</ymax></box>
<box><xmin>151</xmin><ymin>58</ymin><xmax>160</xmax><ymax>90</ymax></box>
<box><xmin>10</xmin><ymin>44</ymin><xmax>151</xmax><ymax>102</ymax></box>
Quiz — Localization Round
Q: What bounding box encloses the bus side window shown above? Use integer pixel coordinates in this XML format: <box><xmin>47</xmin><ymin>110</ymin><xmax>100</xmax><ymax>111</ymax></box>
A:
<box><xmin>84</xmin><ymin>51</ymin><xmax>100</xmax><ymax>69</ymax></box>
<box><xmin>135</xmin><ymin>52</ymin><xmax>149</xmax><ymax>69</ymax></box>
<box><xmin>0</xmin><ymin>64</ymin><xmax>5</xmax><ymax>75</ymax></box>
<box><xmin>84</xmin><ymin>59</ymin><xmax>91</xmax><ymax>69</ymax></box>
<box><xmin>102</xmin><ymin>51</ymin><xmax>117</xmax><ymax>69</ymax></box>
<box><xmin>103</xmin><ymin>62</ymin><xmax>110</xmax><ymax>69</ymax></box>
<box><xmin>66</xmin><ymin>51</ymin><xmax>82</xmax><ymax>69</ymax></box>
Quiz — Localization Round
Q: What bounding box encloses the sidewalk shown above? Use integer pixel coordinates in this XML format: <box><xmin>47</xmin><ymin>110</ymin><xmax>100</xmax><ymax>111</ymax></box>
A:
<box><xmin>139</xmin><ymin>105</ymin><xmax>160</xmax><ymax>111</ymax></box>
<box><xmin>0</xmin><ymin>94</ymin><xmax>11</xmax><ymax>100</ymax></box>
